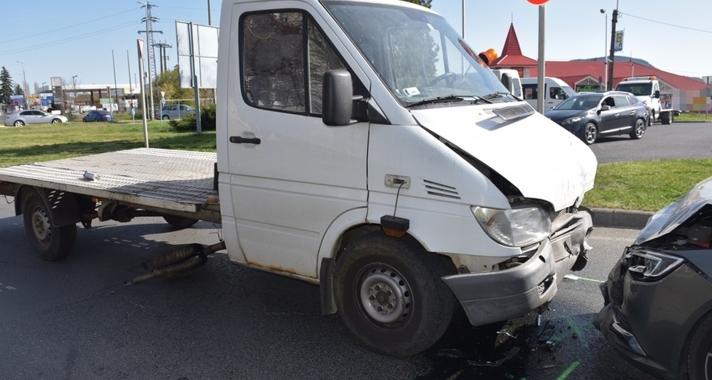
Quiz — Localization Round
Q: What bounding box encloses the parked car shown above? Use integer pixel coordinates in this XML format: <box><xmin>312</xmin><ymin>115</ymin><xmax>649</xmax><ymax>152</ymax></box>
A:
<box><xmin>82</xmin><ymin>110</ymin><xmax>112</xmax><ymax>122</ymax></box>
<box><xmin>544</xmin><ymin>91</ymin><xmax>649</xmax><ymax>145</ymax></box>
<box><xmin>521</xmin><ymin>77</ymin><xmax>576</xmax><ymax>110</ymax></box>
<box><xmin>161</xmin><ymin>104</ymin><xmax>194</xmax><ymax>120</ymax></box>
<box><xmin>596</xmin><ymin>176</ymin><xmax>712</xmax><ymax>380</ymax></box>
<box><xmin>4</xmin><ymin>110</ymin><xmax>68</xmax><ymax>127</ymax></box>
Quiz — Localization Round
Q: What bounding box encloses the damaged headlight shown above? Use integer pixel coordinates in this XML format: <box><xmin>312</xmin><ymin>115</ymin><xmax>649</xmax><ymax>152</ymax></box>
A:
<box><xmin>625</xmin><ymin>248</ymin><xmax>684</xmax><ymax>281</ymax></box>
<box><xmin>472</xmin><ymin>206</ymin><xmax>551</xmax><ymax>247</ymax></box>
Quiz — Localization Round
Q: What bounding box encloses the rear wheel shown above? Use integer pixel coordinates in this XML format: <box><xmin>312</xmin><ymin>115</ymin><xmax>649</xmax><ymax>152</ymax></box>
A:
<box><xmin>162</xmin><ymin>115</ymin><xmax>170</xmax><ymax>120</ymax></box>
<box><xmin>582</xmin><ymin>123</ymin><xmax>598</xmax><ymax>145</ymax></box>
<box><xmin>51</xmin><ymin>118</ymin><xmax>62</xmax><ymax>124</ymax></box>
<box><xmin>334</xmin><ymin>233</ymin><xmax>456</xmax><ymax>357</ymax></box>
<box><xmin>22</xmin><ymin>191</ymin><xmax>76</xmax><ymax>261</ymax></box>
<box><xmin>163</xmin><ymin>215</ymin><xmax>199</xmax><ymax>230</ymax></box>
<box><xmin>630</xmin><ymin>118</ymin><xmax>646</xmax><ymax>139</ymax></box>
<box><xmin>14</xmin><ymin>120</ymin><xmax>25</xmax><ymax>127</ymax></box>
<box><xmin>687</xmin><ymin>314</ymin><xmax>712</xmax><ymax>380</ymax></box>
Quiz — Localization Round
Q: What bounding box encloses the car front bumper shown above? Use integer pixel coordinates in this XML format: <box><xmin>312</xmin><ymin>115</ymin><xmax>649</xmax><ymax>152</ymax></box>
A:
<box><xmin>595</xmin><ymin>256</ymin><xmax>712</xmax><ymax>379</ymax></box>
<box><xmin>442</xmin><ymin>210</ymin><xmax>593</xmax><ymax>326</ymax></box>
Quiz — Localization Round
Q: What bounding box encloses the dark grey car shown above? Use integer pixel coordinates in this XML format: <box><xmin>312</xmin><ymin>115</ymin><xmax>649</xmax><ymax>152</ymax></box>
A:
<box><xmin>596</xmin><ymin>177</ymin><xmax>712</xmax><ymax>380</ymax></box>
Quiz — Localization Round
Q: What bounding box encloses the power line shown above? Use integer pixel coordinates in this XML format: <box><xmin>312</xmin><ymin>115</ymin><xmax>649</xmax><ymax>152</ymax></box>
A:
<box><xmin>0</xmin><ymin>21</ymin><xmax>137</xmax><ymax>56</ymax></box>
<box><xmin>621</xmin><ymin>12</ymin><xmax>712</xmax><ymax>35</ymax></box>
<box><xmin>0</xmin><ymin>8</ymin><xmax>137</xmax><ymax>45</ymax></box>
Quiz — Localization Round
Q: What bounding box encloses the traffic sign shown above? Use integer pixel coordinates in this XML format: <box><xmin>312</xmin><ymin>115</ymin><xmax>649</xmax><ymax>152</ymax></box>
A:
<box><xmin>526</xmin><ymin>0</ymin><xmax>549</xmax><ymax>4</ymax></box>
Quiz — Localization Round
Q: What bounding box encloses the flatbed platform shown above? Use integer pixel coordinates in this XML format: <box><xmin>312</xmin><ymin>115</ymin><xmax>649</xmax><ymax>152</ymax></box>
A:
<box><xmin>0</xmin><ymin>148</ymin><xmax>220</xmax><ymax>222</ymax></box>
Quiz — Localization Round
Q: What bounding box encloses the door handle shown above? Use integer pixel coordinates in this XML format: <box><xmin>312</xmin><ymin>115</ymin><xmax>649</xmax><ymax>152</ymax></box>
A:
<box><xmin>230</xmin><ymin>136</ymin><xmax>261</xmax><ymax>145</ymax></box>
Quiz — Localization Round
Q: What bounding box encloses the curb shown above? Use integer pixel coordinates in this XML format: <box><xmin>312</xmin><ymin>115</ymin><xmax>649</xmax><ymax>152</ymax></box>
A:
<box><xmin>589</xmin><ymin>208</ymin><xmax>654</xmax><ymax>230</ymax></box>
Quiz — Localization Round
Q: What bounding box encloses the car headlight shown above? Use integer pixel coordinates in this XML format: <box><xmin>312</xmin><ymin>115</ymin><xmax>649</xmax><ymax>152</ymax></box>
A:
<box><xmin>472</xmin><ymin>206</ymin><xmax>551</xmax><ymax>247</ymax></box>
<box><xmin>624</xmin><ymin>248</ymin><xmax>683</xmax><ymax>281</ymax></box>
<box><xmin>562</xmin><ymin>116</ymin><xmax>583</xmax><ymax>125</ymax></box>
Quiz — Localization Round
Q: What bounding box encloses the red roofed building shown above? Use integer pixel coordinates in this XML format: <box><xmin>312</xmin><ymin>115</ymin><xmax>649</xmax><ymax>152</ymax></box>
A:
<box><xmin>491</xmin><ymin>23</ymin><xmax>710</xmax><ymax>111</ymax></box>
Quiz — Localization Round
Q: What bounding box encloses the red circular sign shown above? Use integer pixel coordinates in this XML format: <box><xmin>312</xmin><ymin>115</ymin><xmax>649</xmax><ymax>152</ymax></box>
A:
<box><xmin>527</xmin><ymin>0</ymin><xmax>549</xmax><ymax>4</ymax></box>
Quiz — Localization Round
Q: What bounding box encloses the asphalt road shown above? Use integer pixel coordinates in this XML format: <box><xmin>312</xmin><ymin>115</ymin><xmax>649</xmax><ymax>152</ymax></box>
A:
<box><xmin>0</xmin><ymin>200</ymin><xmax>659</xmax><ymax>380</ymax></box>
<box><xmin>591</xmin><ymin>121</ymin><xmax>712</xmax><ymax>163</ymax></box>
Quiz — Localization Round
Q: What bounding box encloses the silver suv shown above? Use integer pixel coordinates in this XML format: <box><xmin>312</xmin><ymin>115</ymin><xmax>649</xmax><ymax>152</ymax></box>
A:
<box><xmin>161</xmin><ymin>104</ymin><xmax>194</xmax><ymax>120</ymax></box>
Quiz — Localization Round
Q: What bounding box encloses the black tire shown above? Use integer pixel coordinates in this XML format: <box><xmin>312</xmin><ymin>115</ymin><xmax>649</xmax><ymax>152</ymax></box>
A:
<box><xmin>51</xmin><ymin>118</ymin><xmax>62</xmax><ymax>124</ymax></box>
<box><xmin>14</xmin><ymin>120</ymin><xmax>24</xmax><ymax>127</ymax></box>
<box><xmin>582</xmin><ymin>122</ymin><xmax>598</xmax><ymax>145</ymax></box>
<box><xmin>630</xmin><ymin>118</ymin><xmax>646</xmax><ymax>139</ymax></box>
<box><xmin>687</xmin><ymin>314</ymin><xmax>712</xmax><ymax>380</ymax></box>
<box><xmin>22</xmin><ymin>191</ymin><xmax>76</xmax><ymax>261</ymax></box>
<box><xmin>334</xmin><ymin>233</ymin><xmax>456</xmax><ymax>357</ymax></box>
<box><xmin>163</xmin><ymin>215</ymin><xmax>199</xmax><ymax>230</ymax></box>
<box><xmin>162</xmin><ymin>115</ymin><xmax>170</xmax><ymax>120</ymax></box>
<box><xmin>661</xmin><ymin>111</ymin><xmax>672</xmax><ymax>125</ymax></box>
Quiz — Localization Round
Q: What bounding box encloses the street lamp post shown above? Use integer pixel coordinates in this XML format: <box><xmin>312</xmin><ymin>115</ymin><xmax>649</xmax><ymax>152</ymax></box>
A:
<box><xmin>600</xmin><ymin>9</ymin><xmax>608</xmax><ymax>91</ymax></box>
<box><xmin>72</xmin><ymin>75</ymin><xmax>78</xmax><ymax>112</ymax></box>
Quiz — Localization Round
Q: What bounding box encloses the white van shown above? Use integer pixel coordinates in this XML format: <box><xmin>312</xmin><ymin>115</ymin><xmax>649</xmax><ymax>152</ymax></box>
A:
<box><xmin>0</xmin><ymin>0</ymin><xmax>598</xmax><ymax>357</ymax></box>
<box><xmin>522</xmin><ymin>77</ymin><xmax>576</xmax><ymax>110</ymax></box>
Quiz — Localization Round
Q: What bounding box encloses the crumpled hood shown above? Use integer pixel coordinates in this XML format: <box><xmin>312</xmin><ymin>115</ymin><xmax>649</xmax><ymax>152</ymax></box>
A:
<box><xmin>635</xmin><ymin>176</ymin><xmax>712</xmax><ymax>245</ymax></box>
<box><xmin>411</xmin><ymin>103</ymin><xmax>598</xmax><ymax>211</ymax></box>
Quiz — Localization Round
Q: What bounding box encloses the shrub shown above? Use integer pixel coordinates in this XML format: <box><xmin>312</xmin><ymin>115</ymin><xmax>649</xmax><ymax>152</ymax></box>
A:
<box><xmin>169</xmin><ymin>104</ymin><xmax>216</xmax><ymax>132</ymax></box>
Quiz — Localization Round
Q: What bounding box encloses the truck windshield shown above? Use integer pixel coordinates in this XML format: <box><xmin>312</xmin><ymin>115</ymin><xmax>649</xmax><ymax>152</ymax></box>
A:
<box><xmin>325</xmin><ymin>2</ymin><xmax>511</xmax><ymax>106</ymax></box>
<box><xmin>616</xmin><ymin>83</ymin><xmax>652</xmax><ymax>96</ymax></box>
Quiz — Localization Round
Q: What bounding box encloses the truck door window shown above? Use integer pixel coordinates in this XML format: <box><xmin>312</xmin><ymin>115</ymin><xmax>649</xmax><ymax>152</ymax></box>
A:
<box><xmin>241</xmin><ymin>11</ymin><xmax>363</xmax><ymax>116</ymax></box>
<box><xmin>523</xmin><ymin>84</ymin><xmax>537</xmax><ymax>100</ymax></box>
<box><xmin>242</xmin><ymin>12</ymin><xmax>306</xmax><ymax>113</ymax></box>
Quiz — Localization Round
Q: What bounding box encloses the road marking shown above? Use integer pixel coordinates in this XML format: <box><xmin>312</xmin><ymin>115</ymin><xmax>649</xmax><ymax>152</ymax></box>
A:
<box><xmin>556</xmin><ymin>361</ymin><xmax>580</xmax><ymax>380</ymax></box>
<box><xmin>564</xmin><ymin>274</ymin><xmax>604</xmax><ymax>284</ymax></box>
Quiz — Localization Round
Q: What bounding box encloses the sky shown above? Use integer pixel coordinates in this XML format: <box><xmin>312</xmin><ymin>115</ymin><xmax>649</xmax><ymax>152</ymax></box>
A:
<box><xmin>1</xmin><ymin>0</ymin><xmax>710</xmax><ymax>91</ymax></box>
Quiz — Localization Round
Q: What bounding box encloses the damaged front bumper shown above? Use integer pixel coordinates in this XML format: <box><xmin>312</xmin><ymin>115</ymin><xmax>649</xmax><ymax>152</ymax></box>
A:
<box><xmin>442</xmin><ymin>211</ymin><xmax>593</xmax><ymax>326</ymax></box>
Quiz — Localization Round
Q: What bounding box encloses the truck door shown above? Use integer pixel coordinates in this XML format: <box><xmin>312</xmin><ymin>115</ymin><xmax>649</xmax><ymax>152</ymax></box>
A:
<box><xmin>226</xmin><ymin>7</ymin><xmax>370</xmax><ymax>278</ymax></box>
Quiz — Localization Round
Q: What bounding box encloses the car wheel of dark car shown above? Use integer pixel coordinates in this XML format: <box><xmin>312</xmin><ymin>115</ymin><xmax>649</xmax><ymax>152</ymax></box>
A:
<box><xmin>630</xmin><ymin>118</ymin><xmax>646</xmax><ymax>140</ymax></box>
<box><xmin>162</xmin><ymin>115</ymin><xmax>170</xmax><ymax>120</ymax></box>
<box><xmin>687</xmin><ymin>314</ymin><xmax>712</xmax><ymax>380</ymax></box>
<box><xmin>583</xmin><ymin>123</ymin><xmax>598</xmax><ymax>145</ymax></box>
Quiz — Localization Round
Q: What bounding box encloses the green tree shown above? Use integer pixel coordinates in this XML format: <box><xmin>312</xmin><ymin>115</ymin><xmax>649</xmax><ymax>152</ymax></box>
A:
<box><xmin>0</xmin><ymin>67</ymin><xmax>13</xmax><ymax>105</ymax></box>
<box><xmin>402</xmin><ymin>0</ymin><xmax>432</xmax><ymax>8</ymax></box>
<box><xmin>13</xmin><ymin>84</ymin><xmax>23</xmax><ymax>96</ymax></box>
<box><xmin>153</xmin><ymin>67</ymin><xmax>193</xmax><ymax>102</ymax></box>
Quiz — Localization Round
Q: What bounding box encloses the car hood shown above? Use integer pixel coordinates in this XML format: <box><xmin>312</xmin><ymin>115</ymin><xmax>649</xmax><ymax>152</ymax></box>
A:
<box><xmin>411</xmin><ymin>102</ymin><xmax>598</xmax><ymax>211</ymax></box>
<box><xmin>544</xmin><ymin>109</ymin><xmax>587</xmax><ymax>123</ymax></box>
<box><xmin>635</xmin><ymin>176</ymin><xmax>712</xmax><ymax>245</ymax></box>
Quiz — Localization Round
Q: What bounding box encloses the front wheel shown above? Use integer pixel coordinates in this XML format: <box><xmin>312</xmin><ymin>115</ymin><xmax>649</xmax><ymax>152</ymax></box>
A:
<box><xmin>582</xmin><ymin>123</ymin><xmax>598</xmax><ymax>145</ymax></box>
<box><xmin>687</xmin><ymin>315</ymin><xmax>712</xmax><ymax>380</ymax></box>
<box><xmin>14</xmin><ymin>120</ymin><xmax>25</xmax><ymax>127</ymax></box>
<box><xmin>22</xmin><ymin>191</ymin><xmax>76</xmax><ymax>261</ymax></box>
<box><xmin>630</xmin><ymin>118</ymin><xmax>646</xmax><ymax>139</ymax></box>
<box><xmin>51</xmin><ymin>118</ymin><xmax>62</xmax><ymax>124</ymax></box>
<box><xmin>334</xmin><ymin>233</ymin><xmax>456</xmax><ymax>357</ymax></box>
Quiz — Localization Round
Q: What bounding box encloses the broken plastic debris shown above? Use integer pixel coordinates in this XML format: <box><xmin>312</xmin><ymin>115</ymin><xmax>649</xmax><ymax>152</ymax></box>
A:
<box><xmin>83</xmin><ymin>171</ymin><xmax>97</xmax><ymax>181</ymax></box>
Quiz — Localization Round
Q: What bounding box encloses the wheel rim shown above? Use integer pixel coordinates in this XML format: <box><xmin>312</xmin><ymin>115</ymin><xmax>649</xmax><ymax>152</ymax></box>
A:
<box><xmin>52</xmin><ymin>119</ymin><xmax>59</xmax><ymax>124</ymax></box>
<box><xmin>14</xmin><ymin>121</ymin><xmax>23</xmax><ymax>126</ymax></box>
<box><xmin>635</xmin><ymin>120</ymin><xmax>645</xmax><ymax>137</ymax></box>
<box><xmin>585</xmin><ymin>124</ymin><xmax>597</xmax><ymax>144</ymax></box>
<box><xmin>358</xmin><ymin>263</ymin><xmax>413</xmax><ymax>325</ymax></box>
<box><xmin>31</xmin><ymin>207</ymin><xmax>52</xmax><ymax>243</ymax></box>
<box><xmin>705</xmin><ymin>351</ymin><xmax>711</xmax><ymax>380</ymax></box>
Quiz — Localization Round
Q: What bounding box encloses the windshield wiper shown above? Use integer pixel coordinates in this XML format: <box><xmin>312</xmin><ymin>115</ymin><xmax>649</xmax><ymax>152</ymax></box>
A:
<box><xmin>406</xmin><ymin>95</ymin><xmax>491</xmax><ymax>108</ymax></box>
<box><xmin>482</xmin><ymin>91</ymin><xmax>513</xmax><ymax>100</ymax></box>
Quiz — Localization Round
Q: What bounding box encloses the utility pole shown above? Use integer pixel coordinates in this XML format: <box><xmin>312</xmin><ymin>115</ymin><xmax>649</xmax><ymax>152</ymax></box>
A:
<box><xmin>536</xmin><ymin>4</ymin><xmax>546</xmax><ymax>113</ymax></box>
<box><xmin>154</xmin><ymin>42</ymin><xmax>172</xmax><ymax>75</ymax></box>
<box><xmin>607</xmin><ymin>0</ymin><xmax>620</xmax><ymax>91</ymax></box>
<box><xmin>207</xmin><ymin>0</ymin><xmax>212</xmax><ymax>25</ymax></box>
<box><xmin>126</xmin><ymin>50</ymin><xmax>133</xmax><ymax>94</ymax></box>
<box><xmin>187</xmin><ymin>22</ymin><xmax>202</xmax><ymax>133</ymax></box>
<box><xmin>112</xmin><ymin>50</ymin><xmax>120</xmax><ymax>113</ymax></box>
<box><xmin>139</xmin><ymin>1</ymin><xmax>163</xmax><ymax>120</ymax></box>
<box><xmin>600</xmin><ymin>9</ymin><xmax>608</xmax><ymax>91</ymax></box>
<box><xmin>137</xmin><ymin>39</ymin><xmax>150</xmax><ymax>148</ymax></box>
<box><xmin>461</xmin><ymin>0</ymin><xmax>465</xmax><ymax>39</ymax></box>
<box><xmin>16</xmin><ymin>61</ymin><xmax>28</xmax><ymax>97</ymax></box>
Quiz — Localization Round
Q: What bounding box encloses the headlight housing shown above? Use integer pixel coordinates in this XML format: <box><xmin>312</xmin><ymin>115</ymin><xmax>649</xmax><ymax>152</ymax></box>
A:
<box><xmin>624</xmin><ymin>248</ymin><xmax>683</xmax><ymax>281</ymax></box>
<box><xmin>472</xmin><ymin>206</ymin><xmax>552</xmax><ymax>247</ymax></box>
<box><xmin>562</xmin><ymin>116</ymin><xmax>583</xmax><ymax>125</ymax></box>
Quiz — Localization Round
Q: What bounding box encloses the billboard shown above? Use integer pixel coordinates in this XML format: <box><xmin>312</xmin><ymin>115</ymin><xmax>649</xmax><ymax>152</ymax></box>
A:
<box><xmin>614</xmin><ymin>30</ymin><xmax>624</xmax><ymax>52</ymax></box>
<box><xmin>176</xmin><ymin>21</ymin><xmax>219</xmax><ymax>89</ymax></box>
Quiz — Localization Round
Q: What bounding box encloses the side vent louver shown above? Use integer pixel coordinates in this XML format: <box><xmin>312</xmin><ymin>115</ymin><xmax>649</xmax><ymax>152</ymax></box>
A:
<box><xmin>423</xmin><ymin>179</ymin><xmax>461</xmax><ymax>200</ymax></box>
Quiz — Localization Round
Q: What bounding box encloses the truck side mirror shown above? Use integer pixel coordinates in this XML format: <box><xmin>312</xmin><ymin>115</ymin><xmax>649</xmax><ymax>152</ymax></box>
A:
<box><xmin>654</xmin><ymin>90</ymin><xmax>661</xmax><ymax>99</ymax></box>
<box><xmin>323</xmin><ymin>70</ymin><xmax>353</xmax><ymax>126</ymax></box>
<box><xmin>500</xmin><ymin>73</ymin><xmax>512</xmax><ymax>93</ymax></box>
